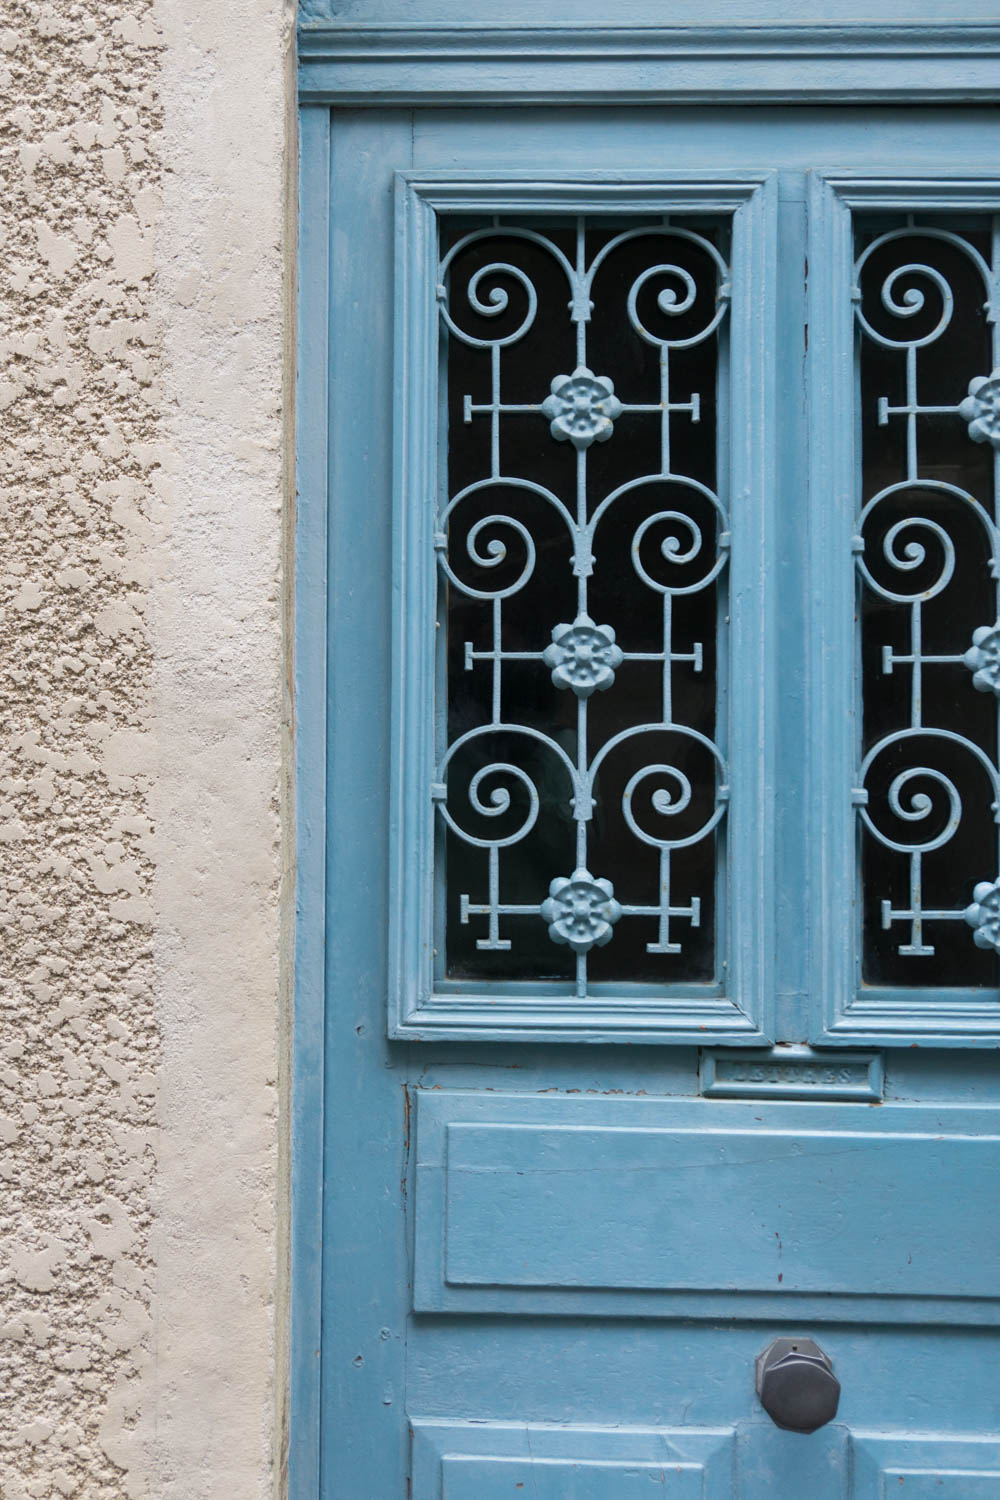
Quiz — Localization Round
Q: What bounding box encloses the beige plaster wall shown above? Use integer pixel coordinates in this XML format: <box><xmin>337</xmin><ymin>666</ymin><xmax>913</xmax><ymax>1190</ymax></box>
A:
<box><xmin>0</xmin><ymin>0</ymin><xmax>290</xmax><ymax>1495</ymax></box>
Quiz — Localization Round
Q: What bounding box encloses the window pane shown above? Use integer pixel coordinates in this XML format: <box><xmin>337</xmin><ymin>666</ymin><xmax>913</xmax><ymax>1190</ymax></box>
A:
<box><xmin>437</xmin><ymin>215</ymin><xmax>730</xmax><ymax>990</ymax></box>
<box><xmin>855</xmin><ymin>215</ymin><xmax>1000</xmax><ymax>987</ymax></box>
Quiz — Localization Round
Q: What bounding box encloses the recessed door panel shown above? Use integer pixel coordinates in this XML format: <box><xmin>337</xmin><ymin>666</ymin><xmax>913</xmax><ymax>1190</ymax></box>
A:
<box><xmin>411</xmin><ymin>1422</ymin><xmax>735</xmax><ymax>1500</ymax></box>
<box><xmin>414</xmin><ymin>1091</ymin><xmax>1000</xmax><ymax>1317</ymax></box>
<box><xmin>851</xmin><ymin>1435</ymin><xmax>1000</xmax><ymax>1496</ymax></box>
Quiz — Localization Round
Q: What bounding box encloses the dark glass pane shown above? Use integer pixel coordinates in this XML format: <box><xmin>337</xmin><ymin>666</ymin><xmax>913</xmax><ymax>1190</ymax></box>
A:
<box><xmin>437</xmin><ymin>215</ymin><xmax>730</xmax><ymax>987</ymax></box>
<box><xmin>855</xmin><ymin>217</ymin><xmax>999</xmax><ymax>987</ymax></box>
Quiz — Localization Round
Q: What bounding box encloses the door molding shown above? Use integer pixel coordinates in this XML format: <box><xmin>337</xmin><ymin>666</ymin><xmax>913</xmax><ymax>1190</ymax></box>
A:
<box><xmin>291</xmin><ymin>103</ymin><xmax>331</xmax><ymax>1500</ymax></box>
<box><xmin>298</xmin><ymin>21</ymin><xmax>1000</xmax><ymax>107</ymax></box>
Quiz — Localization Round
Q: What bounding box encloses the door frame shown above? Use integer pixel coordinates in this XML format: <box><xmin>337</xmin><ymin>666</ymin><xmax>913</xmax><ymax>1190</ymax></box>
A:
<box><xmin>291</xmin><ymin>16</ymin><xmax>1000</xmax><ymax>1498</ymax></box>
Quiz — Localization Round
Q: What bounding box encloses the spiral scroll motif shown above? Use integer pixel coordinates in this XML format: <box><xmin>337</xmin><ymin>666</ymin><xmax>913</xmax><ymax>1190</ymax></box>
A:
<box><xmin>435</xmin><ymin>216</ymin><xmax>731</xmax><ymax>988</ymax></box>
<box><xmin>853</xmin><ymin>218</ymin><xmax>1000</xmax><ymax>973</ymax></box>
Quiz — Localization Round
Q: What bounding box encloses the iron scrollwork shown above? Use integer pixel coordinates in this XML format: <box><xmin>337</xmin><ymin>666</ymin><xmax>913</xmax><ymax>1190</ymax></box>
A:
<box><xmin>435</xmin><ymin>216</ymin><xmax>730</xmax><ymax>993</ymax></box>
<box><xmin>853</xmin><ymin>216</ymin><xmax>1000</xmax><ymax>973</ymax></box>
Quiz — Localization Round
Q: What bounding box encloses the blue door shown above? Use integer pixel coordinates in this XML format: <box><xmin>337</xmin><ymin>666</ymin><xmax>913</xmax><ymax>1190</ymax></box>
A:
<box><xmin>295</xmin><ymin>102</ymin><xmax>1000</xmax><ymax>1498</ymax></box>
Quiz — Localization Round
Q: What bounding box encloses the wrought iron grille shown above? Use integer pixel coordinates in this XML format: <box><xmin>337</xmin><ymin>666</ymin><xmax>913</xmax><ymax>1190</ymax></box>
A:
<box><xmin>854</xmin><ymin>213</ymin><xmax>1000</xmax><ymax>986</ymax></box>
<box><xmin>434</xmin><ymin>215</ymin><xmax>731</xmax><ymax>994</ymax></box>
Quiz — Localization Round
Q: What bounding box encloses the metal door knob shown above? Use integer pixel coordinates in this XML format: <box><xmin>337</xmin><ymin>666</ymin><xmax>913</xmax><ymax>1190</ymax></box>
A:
<box><xmin>755</xmin><ymin>1338</ymin><xmax>840</xmax><ymax>1434</ymax></box>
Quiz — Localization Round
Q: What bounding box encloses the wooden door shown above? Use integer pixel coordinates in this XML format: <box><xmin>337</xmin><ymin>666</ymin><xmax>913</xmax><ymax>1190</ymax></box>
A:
<box><xmin>294</xmin><ymin>100</ymin><xmax>1000</xmax><ymax>1499</ymax></box>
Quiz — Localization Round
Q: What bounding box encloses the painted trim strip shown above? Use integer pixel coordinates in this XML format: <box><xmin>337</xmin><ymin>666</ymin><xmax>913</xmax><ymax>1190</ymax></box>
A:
<box><xmin>298</xmin><ymin>23</ymin><xmax>1000</xmax><ymax>105</ymax></box>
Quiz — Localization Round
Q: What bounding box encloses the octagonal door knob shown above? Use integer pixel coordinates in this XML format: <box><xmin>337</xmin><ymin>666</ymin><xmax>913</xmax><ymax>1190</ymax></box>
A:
<box><xmin>755</xmin><ymin>1337</ymin><xmax>841</xmax><ymax>1434</ymax></box>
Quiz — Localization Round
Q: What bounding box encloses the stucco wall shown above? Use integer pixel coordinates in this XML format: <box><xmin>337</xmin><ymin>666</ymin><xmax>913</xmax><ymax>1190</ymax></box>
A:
<box><xmin>0</xmin><ymin>0</ymin><xmax>289</xmax><ymax>1495</ymax></box>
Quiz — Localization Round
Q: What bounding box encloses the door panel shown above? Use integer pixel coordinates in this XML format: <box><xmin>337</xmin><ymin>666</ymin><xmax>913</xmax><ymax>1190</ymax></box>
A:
<box><xmin>414</xmin><ymin>1092</ymin><xmax>1000</xmax><ymax>1315</ymax></box>
<box><xmin>851</xmin><ymin>1435</ymin><xmax>1000</xmax><ymax>1496</ymax></box>
<box><xmin>412</xmin><ymin>1422</ymin><xmax>735</xmax><ymax>1500</ymax></box>
<box><xmin>310</xmin><ymin>105</ymin><xmax>1000</xmax><ymax>1499</ymax></box>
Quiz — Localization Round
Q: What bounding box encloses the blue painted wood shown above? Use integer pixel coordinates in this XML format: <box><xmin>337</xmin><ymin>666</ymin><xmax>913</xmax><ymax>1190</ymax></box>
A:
<box><xmin>411</xmin><ymin>1421</ymin><xmax>735</xmax><ymax>1499</ymax></box>
<box><xmin>739</xmin><ymin>1424</ymin><xmax>846</xmax><ymax>1500</ymax></box>
<box><xmin>413</xmin><ymin>1091</ymin><xmax>1000</xmax><ymax>1313</ymax></box>
<box><xmin>300</xmin><ymin>1</ymin><xmax>1000</xmax><ymax>22</ymax></box>
<box><xmin>734</xmin><ymin>1416</ymin><xmax>845</xmax><ymax>1500</ymax></box>
<box><xmin>407</xmin><ymin>1319</ymin><xmax>1000</xmax><ymax>1430</ymax></box>
<box><xmin>851</xmin><ymin>1435</ymin><xmax>1000</xmax><ymax>1496</ymax></box>
<box><xmin>312</xmin><ymin>107</ymin><xmax>417</xmax><ymax>1500</ymax></box>
<box><xmin>297</xmin><ymin>20</ymin><xmax>1000</xmax><ymax>107</ymax></box>
<box><xmin>289</xmin><ymin>102</ymin><xmax>331</xmax><ymax>1500</ymax></box>
<box><xmin>295</xmin><ymin>53</ymin><xmax>1000</xmax><ymax>1500</ymax></box>
<box><xmin>409</xmin><ymin>108</ymin><xmax>1000</xmax><ymax>179</ymax></box>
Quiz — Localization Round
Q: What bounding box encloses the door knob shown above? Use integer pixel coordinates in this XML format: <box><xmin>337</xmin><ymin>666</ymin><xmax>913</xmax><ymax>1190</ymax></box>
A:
<box><xmin>755</xmin><ymin>1338</ymin><xmax>840</xmax><ymax>1434</ymax></box>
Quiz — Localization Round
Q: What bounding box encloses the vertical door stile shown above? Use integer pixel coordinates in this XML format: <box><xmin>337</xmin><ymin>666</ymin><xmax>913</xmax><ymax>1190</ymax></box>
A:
<box><xmin>389</xmin><ymin>173</ymin><xmax>440</xmax><ymax>1037</ymax></box>
<box><xmin>806</xmin><ymin>173</ymin><xmax>859</xmax><ymax>1045</ymax></box>
<box><xmin>728</xmin><ymin>173</ymin><xmax>779</xmax><ymax>1045</ymax></box>
<box><xmin>291</xmin><ymin>102</ymin><xmax>333</xmax><ymax>1500</ymax></box>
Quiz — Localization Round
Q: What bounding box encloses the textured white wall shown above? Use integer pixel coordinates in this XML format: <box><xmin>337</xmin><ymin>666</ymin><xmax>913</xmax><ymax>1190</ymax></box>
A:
<box><xmin>0</xmin><ymin>0</ymin><xmax>290</xmax><ymax>1494</ymax></box>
